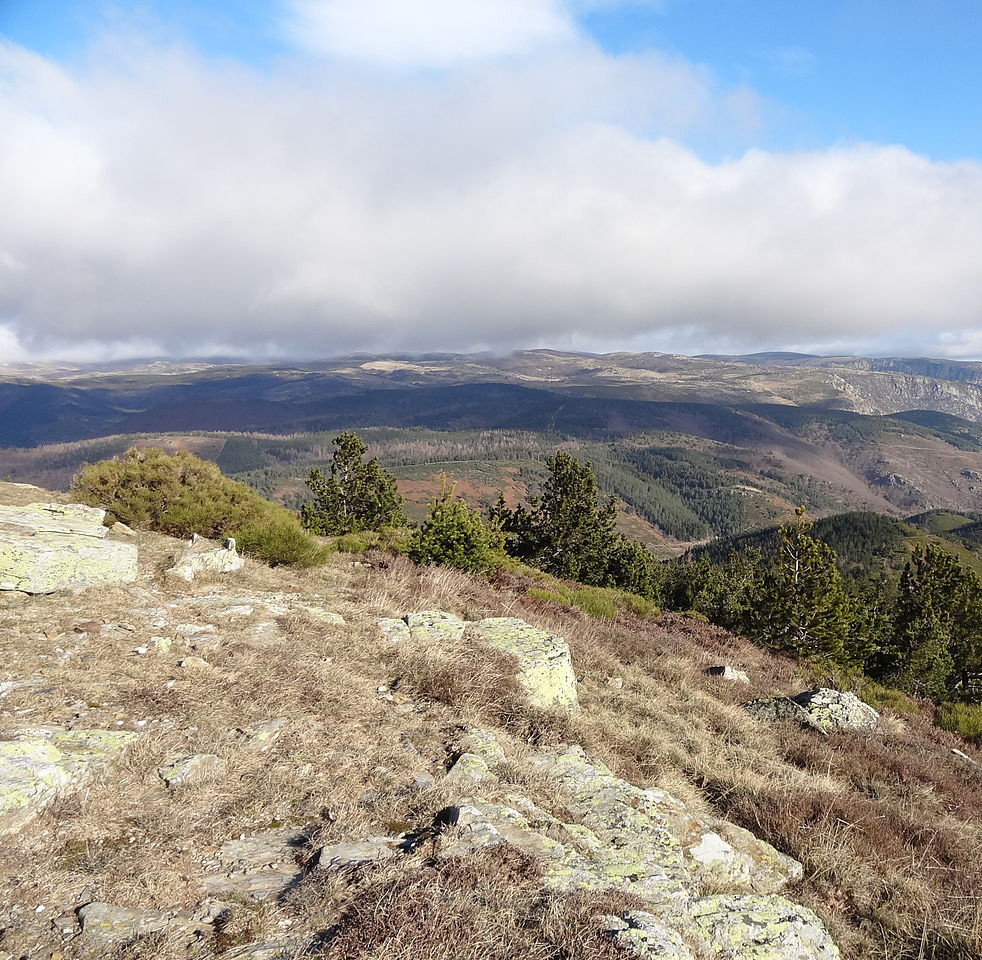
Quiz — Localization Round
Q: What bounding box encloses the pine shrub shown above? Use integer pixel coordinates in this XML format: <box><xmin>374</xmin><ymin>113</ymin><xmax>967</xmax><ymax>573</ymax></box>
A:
<box><xmin>72</xmin><ymin>447</ymin><xmax>327</xmax><ymax>568</ymax></box>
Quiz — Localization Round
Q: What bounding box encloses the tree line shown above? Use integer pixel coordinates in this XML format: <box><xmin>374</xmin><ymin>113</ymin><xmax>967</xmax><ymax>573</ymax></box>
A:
<box><xmin>303</xmin><ymin>432</ymin><xmax>982</xmax><ymax>710</ymax></box>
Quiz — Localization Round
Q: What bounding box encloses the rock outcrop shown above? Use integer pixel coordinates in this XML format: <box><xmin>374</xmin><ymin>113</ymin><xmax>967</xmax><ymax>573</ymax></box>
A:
<box><xmin>469</xmin><ymin>617</ymin><xmax>579</xmax><ymax>712</ymax></box>
<box><xmin>0</xmin><ymin>728</ymin><xmax>138</xmax><ymax>836</ymax></box>
<box><xmin>166</xmin><ymin>537</ymin><xmax>244</xmax><ymax>582</ymax></box>
<box><xmin>0</xmin><ymin>502</ymin><xmax>137</xmax><ymax>594</ymax></box>
<box><xmin>434</xmin><ymin>732</ymin><xmax>837</xmax><ymax>959</ymax></box>
<box><xmin>744</xmin><ymin>689</ymin><xmax>879</xmax><ymax>733</ymax></box>
<box><xmin>382</xmin><ymin>611</ymin><xmax>579</xmax><ymax>711</ymax></box>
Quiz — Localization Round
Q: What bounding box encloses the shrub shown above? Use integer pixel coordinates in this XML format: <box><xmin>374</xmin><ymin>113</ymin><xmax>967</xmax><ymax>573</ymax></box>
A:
<box><xmin>72</xmin><ymin>447</ymin><xmax>327</xmax><ymax>567</ymax></box>
<box><xmin>528</xmin><ymin>581</ymin><xmax>657</xmax><ymax>620</ymax></box>
<box><xmin>330</xmin><ymin>527</ymin><xmax>412</xmax><ymax>556</ymax></box>
<box><xmin>938</xmin><ymin>701</ymin><xmax>982</xmax><ymax>743</ymax></box>
<box><xmin>408</xmin><ymin>480</ymin><xmax>506</xmax><ymax>574</ymax></box>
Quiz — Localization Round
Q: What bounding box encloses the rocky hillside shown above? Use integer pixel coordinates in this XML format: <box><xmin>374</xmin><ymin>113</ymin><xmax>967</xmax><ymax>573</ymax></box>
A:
<box><xmin>1</xmin><ymin>483</ymin><xmax>981</xmax><ymax>959</ymax></box>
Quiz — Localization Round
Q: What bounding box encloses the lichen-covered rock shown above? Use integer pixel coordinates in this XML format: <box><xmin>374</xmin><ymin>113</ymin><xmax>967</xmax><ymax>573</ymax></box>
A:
<box><xmin>438</xmin><ymin>796</ymin><xmax>688</xmax><ymax>905</ymax></box>
<box><xmin>744</xmin><ymin>689</ymin><xmax>879</xmax><ymax>733</ymax></box>
<box><xmin>529</xmin><ymin>746</ymin><xmax>802</xmax><ymax>895</ymax></box>
<box><xmin>166</xmin><ymin>538</ymin><xmax>244</xmax><ymax>582</ymax></box>
<box><xmin>0</xmin><ymin>502</ymin><xmax>137</xmax><ymax>594</ymax></box>
<box><xmin>445</xmin><ymin>753</ymin><xmax>491</xmax><ymax>784</ymax></box>
<box><xmin>0</xmin><ymin>728</ymin><xmax>138</xmax><ymax>836</ymax></box>
<box><xmin>685</xmin><ymin>895</ymin><xmax>840</xmax><ymax>959</ymax></box>
<box><xmin>158</xmin><ymin>754</ymin><xmax>225</xmax><ymax>789</ymax></box>
<box><xmin>603</xmin><ymin>912</ymin><xmax>696</xmax><ymax>959</ymax></box>
<box><xmin>469</xmin><ymin>617</ymin><xmax>579</xmax><ymax>711</ymax></box>
<box><xmin>458</xmin><ymin>728</ymin><xmax>507</xmax><ymax>766</ymax></box>
<box><xmin>78</xmin><ymin>902</ymin><xmax>202</xmax><ymax>942</ymax></box>
<box><xmin>404</xmin><ymin>610</ymin><xmax>467</xmax><ymax>641</ymax></box>
<box><xmin>378</xmin><ymin>617</ymin><xmax>411</xmax><ymax>642</ymax></box>
<box><xmin>238</xmin><ymin>718</ymin><xmax>289</xmax><ymax>753</ymax></box>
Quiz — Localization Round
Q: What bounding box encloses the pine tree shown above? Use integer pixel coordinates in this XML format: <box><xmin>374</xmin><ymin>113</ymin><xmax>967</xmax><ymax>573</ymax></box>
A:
<box><xmin>300</xmin><ymin>432</ymin><xmax>406</xmax><ymax>535</ymax></box>
<box><xmin>408</xmin><ymin>478</ymin><xmax>505</xmax><ymax>573</ymax></box>
<box><xmin>749</xmin><ymin>508</ymin><xmax>853</xmax><ymax>663</ymax></box>
<box><xmin>494</xmin><ymin>451</ymin><xmax>618</xmax><ymax>584</ymax></box>
<box><xmin>890</xmin><ymin>545</ymin><xmax>960</xmax><ymax>699</ymax></box>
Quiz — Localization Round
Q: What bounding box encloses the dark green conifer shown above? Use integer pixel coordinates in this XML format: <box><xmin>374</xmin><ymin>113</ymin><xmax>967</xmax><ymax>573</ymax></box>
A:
<box><xmin>301</xmin><ymin>432</ymin><xmax>406</xmax><ymax>535</ymax></box>
<box><xmin>749</xmin><ymin>508</ymin><xmax>853</xmax><ymax>663</ymax></box>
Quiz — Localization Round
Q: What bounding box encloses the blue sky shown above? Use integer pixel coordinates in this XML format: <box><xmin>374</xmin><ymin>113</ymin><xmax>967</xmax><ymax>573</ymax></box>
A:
<box><xmin>0</xmin><ymin>0</ymin><xmax>981</xmax><ymax>360</ymax></box>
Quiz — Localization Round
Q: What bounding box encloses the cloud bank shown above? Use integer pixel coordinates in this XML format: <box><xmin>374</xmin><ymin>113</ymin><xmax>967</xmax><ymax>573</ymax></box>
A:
<box><xmin>1</xmin><ymin>0</ymin><xmax>981</xmax><ymax>361</ymax></box>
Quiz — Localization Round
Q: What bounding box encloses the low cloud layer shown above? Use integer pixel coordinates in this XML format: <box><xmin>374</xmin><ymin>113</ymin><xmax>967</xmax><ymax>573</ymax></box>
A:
<box><xmin>1</xmin><ymin>2</ymin><xmax>981</xmax><ymax>362</ymax></box>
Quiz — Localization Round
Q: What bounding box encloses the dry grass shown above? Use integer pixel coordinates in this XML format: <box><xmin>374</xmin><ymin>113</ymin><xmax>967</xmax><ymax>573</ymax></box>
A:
<box><xmin>1</xmin><ymin>540</ymin><xmax>981</xmax><ymax>959</ymax></box>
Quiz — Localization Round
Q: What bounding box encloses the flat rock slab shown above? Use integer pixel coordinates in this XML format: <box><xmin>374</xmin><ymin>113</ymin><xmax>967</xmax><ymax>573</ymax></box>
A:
<box><xmin>0</xmin><ymin>502</ymin><xmax>137</xmax><ymax>594</ymax></box>
<box><xmin>78</xmin><ymin>902</ymin><xmax>203</xmax><ymax>943</ymax></box>
<box><xmin>0</xmin><ymin>728</ymin><xmax>138</xmax><ymax>836</ymax></box>
<box><xmin>469</xmin><ymin>617</ymin><xmax>579</xmax><ymax>712</ymax></box>
<box><xmin>202</xmin><ymin>825</ymin><xmax>315</xmax><ymax>901</ymax></box>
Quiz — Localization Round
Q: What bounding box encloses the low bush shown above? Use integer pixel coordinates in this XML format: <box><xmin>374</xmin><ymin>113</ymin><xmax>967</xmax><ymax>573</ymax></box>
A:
<box><xmin>330</xmin><ymin>527</ymin><xmax>412</xmax><ymax>556</ymax></box>
<box><xmin>72</xmin><ymin>447</ymin><xmax>327</xmax><ymax>568</ymax></box>
<box><xmin>528</xmin><ymin>581</ymin><xmax>657</xmax><ymax>620</ymax></box>
<box><xmin>408</xmin><ymin>480</ymin><xmax>506</xmax><ymax>574</ymax></box>
<box><xmin>938</xmin><ymin>701</ymin><xmax>982</xmax><ymax>742</ymax></box>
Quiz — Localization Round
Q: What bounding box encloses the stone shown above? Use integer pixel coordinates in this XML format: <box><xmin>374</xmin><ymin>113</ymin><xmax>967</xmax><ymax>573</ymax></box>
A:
<box><xmin>202</xmin><ymin>825</ymin><xmax>314</xmax><ymax>901</ymax></box>
<box><xmin>445</xmin><ymin>753</ymin><xmax>491</xmax><ymax>784</ymax></box>
<box><xmin>151</xmin><ymin>636</ymin><xmax>173</xmax><ymax>654</ymax></box>
<box><xmin>0</xmin><ymin>728</ymin><xmax>138</xmax><ymax>836</ymax></box>
<box><xmin>222</xmin><ymin>605</ymin><xmax>255</xmax><ymax>617</ymax></box>
<box><xmin>158</xmin><ymin>754</ymin><xmax>225</xmax><ymax>789</ymax></box>
<box><xmin>166</xmin><ymin>538</ymin><xmax>244</xmax><ymax>582</ymax></box>
<box><xmin>469</xmin><ymin>618</ymin><xmax>579</xmax><ymax>712</ymax></box>
<box><xmin>744</xmin><ymin>689</ymin><xmax>879</xmax><ymax>734</ymax></box>
<box><xmin>178</xmin><ymin>656</ymin><xmax>212</xmax><ymax>672</ymax></box>
<box><xmin>458</xmin><ymin>728</ymin><xmax>507</xmax><ymax>767</ymax></box>
<box><xmin>297</xmin><ymin>605</ymin><xmax>345</xmax><ymax>625</ymax></box>
<box><xmin>404</xmin><ymin>610</ymin><xmax>467</xmax><ymax>641</ymax></box>
<box><xmin>529</xmin><ymin>746</ymin><xmax>802</xmax><ymax>895</ymax></box>
<box><xmin>606</xmin><ymin>911</ymin><xmax>696</xmax><ymax>959</ymax></box>
<box><xmin>239</xmin><ymin>718</ymin><xmax>289</xmax><ymax>753</ymax></box>
<box><xmin>707</xmin><ymin>666</ymin><xmax>751</xmax><ymax>684</ymax></box>
<box><xmin>78</xmin><ymin>902</ymin><xmax>202</xmax><ymax>943</ymax></box>
<box><xmin>0</xmin><ymin>502</ymin><xmax>138</xmax><ymax>595</ymax></box>
<box><xmin>110</xmin><ymin>521</ymin><xmax>137</xmax><ymax>539</ymax></box>
<box><xmin>685</xmin><ymin>895</ymin><xmax>840</xmax><ymax>959</ymax></box>
<box><xmin>315</xmin><ymin>838</ymin><xmax>397</xmax><ymax>873</ymax></box>
<box><xmin>378</xmin><ymin>617</ymin><xmax>411</xmax><ymax>642</ymax></box>
<box><xmin>607</xmin><ymin>676</ymin><xmax>625</xmax><ymax>690</ymax></box>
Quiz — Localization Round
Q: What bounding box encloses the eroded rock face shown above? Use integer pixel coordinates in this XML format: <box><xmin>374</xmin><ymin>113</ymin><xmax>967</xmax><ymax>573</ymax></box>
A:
<box><xmin>469</xmin><ymin>617</ymin><xmax>579</xmax><ymax>712</ymax></box>
<box><xmin>0</xmin><ymin>728</ymin><xmax>138</xmax><ymax>836</ymax></box>
<box><xmin>0</xmin><ymin>503</ymin><xmax>138</xmax><ymax>594</ymax></box>
<box><xmin>745</xmin><ymin>689</ymin><xmax>879</xmax><ymax>734</ymax></box>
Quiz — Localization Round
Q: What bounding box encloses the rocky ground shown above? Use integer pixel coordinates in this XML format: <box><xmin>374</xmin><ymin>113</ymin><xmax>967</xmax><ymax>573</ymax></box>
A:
<box><xmin>1</xmin><ymin>485</ymin><xmax>981</xmax><ymax>960</ymax></box>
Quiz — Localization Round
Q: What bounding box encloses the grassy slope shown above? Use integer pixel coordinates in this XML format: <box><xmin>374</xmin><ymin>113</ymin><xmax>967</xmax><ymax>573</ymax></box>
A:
<box><xmin>1</xmin><ymin>484</ymin><xmax>980</xmax><ymax>958</ymax></box>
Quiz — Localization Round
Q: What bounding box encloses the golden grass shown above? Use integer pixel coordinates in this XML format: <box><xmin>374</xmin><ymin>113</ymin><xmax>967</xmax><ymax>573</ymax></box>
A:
<box><xmin>0</xmin><ymin>542</ymin><xmax>980</xmax><ymax>959</ymax></box>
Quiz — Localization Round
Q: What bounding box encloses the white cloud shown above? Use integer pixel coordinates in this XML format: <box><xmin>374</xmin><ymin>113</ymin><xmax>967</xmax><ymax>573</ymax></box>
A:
<box><xmin>285</xmin><ymin>0</ymin><xmax>576</xmax><ymax>67</ymax></box>
<box><xmin>0</xmin><ymin>30</ymin><xmax>980</xmax><ymax>362</ymax></box>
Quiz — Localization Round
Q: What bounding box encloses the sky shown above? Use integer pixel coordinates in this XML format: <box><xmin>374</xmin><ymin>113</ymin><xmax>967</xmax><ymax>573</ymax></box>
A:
<box><xmin>0</xmin><ymin>0</ymin><xmax>981</xmax><ymax>362</ymax></box>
